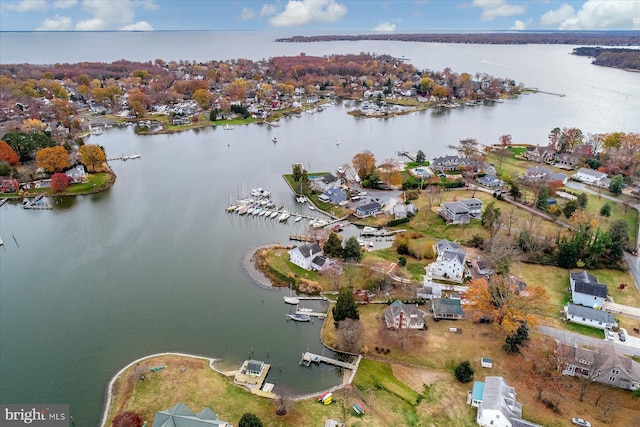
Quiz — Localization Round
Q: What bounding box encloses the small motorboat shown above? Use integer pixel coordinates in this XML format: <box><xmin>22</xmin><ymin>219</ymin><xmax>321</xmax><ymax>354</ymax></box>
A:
<box><xmin>272</xmin><ymin>135</ymin><xmax>278</xmax><ymax>142</ymax></box>
<box><xmin>286</xmin><ymin>313</ymin><xmax>310</xmax><ymax>322</ymax></box>
<box><xmin>294</xmin><ymin>216</ymin><xmax>302</xmax><ymax>222</ymax></box>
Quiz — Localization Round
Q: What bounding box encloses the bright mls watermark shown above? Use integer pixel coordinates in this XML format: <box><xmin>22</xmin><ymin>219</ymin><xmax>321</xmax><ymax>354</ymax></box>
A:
<box><xmin>1</xmin><ymin>405</ymin><xmax>69</xmax><ymax>426</ymax></box>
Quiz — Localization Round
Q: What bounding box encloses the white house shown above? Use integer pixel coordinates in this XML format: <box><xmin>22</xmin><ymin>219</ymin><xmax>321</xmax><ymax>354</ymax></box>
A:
<box><xmin>564</xmin><ymin>303</ymin><xmax>617</xmax><ymax>330</ymax></box>
<box><xmin>383</xmin><ymin>300</ymin><xmax>425</xmax><ymax>330</ymax></box>
<box><xmin>471</xmin><ymin>376</ymin><xmax>541</xmax><ymax>427</ymax></box>
<box><xmin>310</xmin><ymin>173</ymin><xmax>341</xmax><ymax>192</ymax></box>
<box><xmin>432</xmin><ymin>239</ymin><xmax>467</xmax><ymax>282</ymax></box>
<box><xmin>572</xmin><ymin>167</ymin><xmax>608</xmax><ymax>185</ymax></box>
<box><xmin>288</xmin><ymin>242</ymin><xmax>325</xmax><ymax>271</ymax></box>
<box><xmin>569</xmin><ymin>270</ymin><xmax>608</xmax><ymax>309</ymax></box>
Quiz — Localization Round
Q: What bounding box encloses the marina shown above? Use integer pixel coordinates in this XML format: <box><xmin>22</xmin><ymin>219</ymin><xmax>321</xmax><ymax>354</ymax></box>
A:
<box><xmin>21</xmin><ymin>194</ymin><xmax>52</xmax><ymax>210</ymax></box>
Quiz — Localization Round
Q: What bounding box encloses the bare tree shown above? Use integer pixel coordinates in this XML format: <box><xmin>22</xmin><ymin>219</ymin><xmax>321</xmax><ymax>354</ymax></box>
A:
<box><xmin>449</xmin><ymin>137</ymin><xmax>481</xmax><ymax>159</ymax></box>
<box><xmin>337</xmin><ymin>318</ymin><xmax>363</xmax><ymax>353</ymax></box>
<box><xmin>505</xmin><ymin>206</ymin><xmax>519</xmax><ymax>236</ymax></box>
<box><xmin>425</xmin><ymin>184</ymin><xmax>443</xmax><ymax>213</ymax></box>
<box><xmin>485</xmin><ymin>235</ymin><xmax>520</xmax><ymax>275</ymax></box>
<box><xmin>557</xmin><ymin>341</ymin><xmax>613</xmax><ymax>402</ymax></box>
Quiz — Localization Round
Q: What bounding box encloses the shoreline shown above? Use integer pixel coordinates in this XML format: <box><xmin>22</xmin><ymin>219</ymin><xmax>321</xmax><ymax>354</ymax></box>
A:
<box><xmin>99</xmin><ymin>351</ymin><xmax>222</xmax><ymax>427</ymax></box>
<box><xmin>241</xmin><ymin>243</ymin><xmax>284</xmax><ymax>289</ymax></box>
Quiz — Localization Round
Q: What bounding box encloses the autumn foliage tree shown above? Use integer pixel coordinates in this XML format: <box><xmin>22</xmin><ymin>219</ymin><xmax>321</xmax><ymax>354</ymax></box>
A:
<box><xmin>36</xmin><ymin>146</ymin><xmax>69</xmax><ymax>173</ymax></box>
<box><xmin>463</xmin><ymin>276</ymin><xmax>548</xmax><ymax>335</ymax></box>
<box><xmin>352</xmin><ymin>150</ymin><xmax>376</xmax><ymax>181</ymax></box>
<box><xmin>0</xmin><ymin>140</ymin><xmax>20</xmax><ymax>165</ymax></box>
<box><xmin>79</xmin><ymin>144</ymin><xmax>106</xmax><ymax>171</ymax></box>
<box><xmin>50</xmin><ymin>172</ymin><xmax>69</xmax><ymax>192</ymax></box>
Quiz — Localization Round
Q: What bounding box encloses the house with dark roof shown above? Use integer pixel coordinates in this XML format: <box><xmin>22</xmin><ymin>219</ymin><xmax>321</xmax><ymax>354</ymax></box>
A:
<box><xmin>355</xmin><ymin>201</ymin><xmax>382</xmax><ymax>218</ymax></box>
<box><xmin>470</xmin><ymin>376</ymin><xmax>542</xmax><ymax>427</ymax></box>
<box><xmin>560</xmin><ymin>342</ymin><xmax>640</xmax><ymax>391</ymax></box>
<box><xmin>521</xmin><ymin>166</ymin><xmax>568</xmax><ymax>184</ymax></box>
<box><xmin>569</xmin><ymin>270</ymin><xmax>608</xmax><ymax>309</ymax></box>
<box><xmin>432</xmin><ymin>297</ymin><xmax>464</xmax><ymax>320</ymax></box>
<box><xmin>152</xmin><ymin>402</ymin><xmax>229</xmax><ymax>427</ymax></box>
<box><xmin>564</xmin><ymin>303</ymin><xmax>617</xmax><ymax>330</ymax></box>
<box><xmin>432</xmin><ymin>239</ymin><xmax>467</xmax><ymax>281</ymax></box>
<box><xmin>383</xmin><ymin>300</ymin><xmax>425</xmax><ymax>329</ymax></box>
<box><xmin>311</xmin><ymin>173</ymin><xmax>341</xmax><ymax>192</ymax></box>
<box><xmin>431</xmin><ymin>155</ymin><xmax>466</xmax><ymax>172</ymax></box>
<box><xmin>477</xmin><ymin>174</ymin><xmax>504</xmax><ymax>188</ymax></box>
<box><xmin>439</xmin><ymin>198</ymin><xmax>483</xmax><ymax>225</ymax></box>
<box><xmin>288</xmin><ymin>242</ymin><xmax>325</xmax><ymax>271</ymax></box>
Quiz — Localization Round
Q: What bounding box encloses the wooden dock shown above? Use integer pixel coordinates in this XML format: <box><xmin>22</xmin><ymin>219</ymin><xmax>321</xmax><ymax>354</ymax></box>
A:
<box><xmin>300</xmin><ymin>352</ymin><xmax>356</xmax><ymax>370</ymax></box>
<box><xmin>295</xmin><ymin>309</ymin><xmax>326</xmax><ymax>319</ymax></box>
<box><xmin>289</xmin><ymin>234</ymin><xmax>321</xmax><ymax>243</ymax></box>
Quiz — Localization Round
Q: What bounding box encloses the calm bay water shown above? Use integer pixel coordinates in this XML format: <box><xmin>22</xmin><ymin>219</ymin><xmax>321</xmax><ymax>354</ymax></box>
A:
<box><xmin>1</xmin><ymin>31</ymin><xmax>639</xmax><ymax>425</ymax></box>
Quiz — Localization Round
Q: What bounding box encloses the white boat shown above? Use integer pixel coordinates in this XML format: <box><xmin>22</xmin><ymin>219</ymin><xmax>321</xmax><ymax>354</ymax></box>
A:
<box><xmin>297</xmin><ymin>307</ymin><xmax>313</xmax><ymax>313</ymax></box>
<box><xmin>223</xmin><ymin>124</ymin><xmax>234</xmax><ymax>130</ymax></box>
<box><xmin>296</xmin><ymin>195</ymin><xmax>307</xmax><ymax>203</ymax></box>
<box><xmin>129</xmin><ymin>153</ymin><xmax>140</xmax><ymax>159</ymax></box>
<box><xmin>270</xmin><ymin>211</ymin><xmax>279</xmax><ymax>219</ymax></box>
<box><xmin>294</xmin><ymin>216</ymin><xmax>302</xmax><ymax>222</ymax></box>
<box><xmin>252</xmin><ymin>207</ymin><xmax>262</xmax><ymax>215</ymax></box>
<box><xmin>308</xmin><ymin>204</ymin><xmax>315</xmax><ymax>210</ymax></box>
<box><xmin>336</xmin><ymin>139</ymin><xmax>341</xmax><ymax>145</ymax></box>
<box><xmin>279</xmin><ymin>211</ymin><xmax>291</xmax><ymax>222</ymax></box>
<box><xmin>309</xmin><ymin>218</ymin><xmax>317</xmax><ymax>226</ymax></box>
<box><xmin>0</xmin><ymin>236</ymin><xmax>3</xmax><ymax>246</ymax></box>
<box><xmin>362</xmin><ymin>226</ymin><xmax>377</xmax><ymax>235</ymax></box>
<box><xmin>272</xmin><ymin>135</ymin><xmax>277</xmax><ymax>142</ymax></box>
<box><xmin>286</xmin><ymin>313</ymin><xmax>310</xmax><ymax>322</ymax></box>
<box><xmin>283</xmin><ymin>285</ymin><xmax>299</xmax><ymax>305</ymax></box>
<box><xmin>313</xmin><ymin>220</ymin><xmax>328</xmax><ymax>228</ymax></box>
<box><xmin>259</xmin><ymin>209</ymin><xmax>268</xmax><ymax>217</ymax></box>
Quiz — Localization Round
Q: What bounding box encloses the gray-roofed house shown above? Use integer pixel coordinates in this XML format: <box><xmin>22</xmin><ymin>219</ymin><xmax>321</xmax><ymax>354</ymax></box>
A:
<box><xmin>560</xmin><ymin>342</ymin><xmax>640</xmax><ymax>391</ymax></box>
<box><xmin>569</xmin><ymin>270</ymin><xmax>608</xmax><ymax>309</ymax></box>
<box><xmin>564</xmin><ymin>303</ymin><xmax>617</xmax><ymax>330</ymax></box>
<box><xmin>152</xmin><ymin>402</ymin><xmax>229</xmax><ymax>427</ymax></box>
<box><xmin>440</xmin><ymin>198</ymin><xmax>483</xmax><ymax>225</ymax></box>
<box><xmin>572</xmin><ymin>167</ymin><xmax>608</xmax><ymax>185</ymax></box>
<box><xmin>432</xmin><ymin>297</ymin><xmax>464</xmax><ymax>320</ymax></box>
<box><xmin>433</xmin><ymin>239</ymin><xmax>467</xmax><ymax>281</ymax></box>
<box><xmin>523</xmin><ymin>144</ymin><xmax>556</xmax><ymax>163</ymax></box>
<box><xmin>65</xmin><ymin>165</ymin><xmax>87</xmax><ymax>183</ymax></box>
<box><xmin>393</xmin><ymin>203</ymin><xmax>407</xmax><ymax>219</ymax></box>
<box><xmin>318</xmin><ymin>187</ymin><xmax>347</xmax><ymax>204</ymax></box>
<box><xmin>288</xmin><ymin>242</ymin><xmax>325</xmax><ymax>271</ymax></box>
<box><xmin>383</xmin><ymin>300</ymin><xmax>425</xmax><ymax>329</ymax></box>
<box><xmin>477</xmin><ymin>174</ymin><xmax>504</xmax><ymax>188</ymax></box>
<box><xmin>355</xmin><ymin>201</ymin><xmax>382</xmax><ymax>218</ymax></box>
<box><xmin>431</xmin><ymin>155</ymin><xmax>466</xmax><ymax>172</ymax></box>
<box><xmin>471</xmin><ymin>376</ymin><xmax>542</xmax><ymax>427</ymax></box>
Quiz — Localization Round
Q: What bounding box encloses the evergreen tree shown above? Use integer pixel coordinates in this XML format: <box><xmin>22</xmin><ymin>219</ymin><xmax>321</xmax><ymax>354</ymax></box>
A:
<box><xmin>502</xmin><ymin>323</ymin><xmax>529</xmax><ymax>353</ymax></box>
<box><xmin>509</xmin><ymin>183</ymin><xmax>522</xmax><ymax>201</ymax></box>
<box><xmin>416</xmin><ymin>150</ymin><xmax>426</xmax><ymax>164</ymax></box>
<box><xmin>332</xmin><ymin>287</ymin><xmax>359</xmax><ymax>327</ymax></box>
<box><xmin>600</xmin><ymin>203</ymin><xmax>612</xmax><ymax>217</ymax></box>
<box><xmin>239</xmin><ymin>413</ymin><xmax>263</xmax><ymax>427</ymax></box>
<box><xmin>606</xmin><ymin>220</ymin><xmax>630</xmax><ymax>267</ymax></box>
<box><xmin>577</xmin><ymin>192</ymin><xmax>588</xmax><ymax>209</ymax></box>
<box><xmin>536</xmin><ymin>186</ymin><xmax>549</xmax><ymax>210</ymax></box>
<box><xmin>562</xmin><ymin>199</ymin><xmax>578</xmax><ymax>218</ymax></box>
<box><xmin>323</xmin><ymin>232</ymin><xmax>343</xmax><ymax>258</ymax></box>
<box><xmin>609</xmin><ymin>174</ymin><xmax>624</xmax><ymax>195</ymax></box>
<box><xmin>343</xmin><ymin>236</ymin><xmax>362</xmax><ymax>262</ymax></box>
<box><xmin>454</xmin><ymin>360</ymin><xmax>474</xmax><ymax>383</ymax></box>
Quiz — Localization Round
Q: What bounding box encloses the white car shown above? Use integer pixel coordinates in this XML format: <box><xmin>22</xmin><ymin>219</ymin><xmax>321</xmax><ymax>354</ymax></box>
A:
<box><xmin>571</xmin><ymin>418</ymin><xmax>591</xmax><ymax>427</ymax></box>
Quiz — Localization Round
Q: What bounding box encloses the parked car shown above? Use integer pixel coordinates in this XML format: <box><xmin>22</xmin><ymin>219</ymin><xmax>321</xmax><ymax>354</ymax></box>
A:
<box><xmin>571</xmin><ymin>417</ymin><xmax>591</xmax><ymax>427</ymax></box>
<box><xmin>619</xmin><ymin>331</ymin><xmax>626</xmax><ymax>342</ymax></box>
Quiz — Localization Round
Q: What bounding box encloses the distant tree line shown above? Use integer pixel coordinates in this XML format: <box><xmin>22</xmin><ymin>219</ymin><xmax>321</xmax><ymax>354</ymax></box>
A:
<box><xmin>573</xmin><ymin>47</ymin><xmax>640</xmax><ymax>71</ymax></box>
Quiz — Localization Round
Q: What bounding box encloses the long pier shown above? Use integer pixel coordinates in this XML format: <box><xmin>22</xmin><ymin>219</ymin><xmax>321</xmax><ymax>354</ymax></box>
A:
<box><xmin>299</xmin><ymin>352</ymin><xmax>356</xmax><ymax>370</ymax></box>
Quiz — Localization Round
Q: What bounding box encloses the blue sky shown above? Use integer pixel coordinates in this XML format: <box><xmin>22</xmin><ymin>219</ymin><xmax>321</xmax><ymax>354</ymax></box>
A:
<box><xmin>0</xmin><ymin>0</ymin><xmax>638</xmax><ymax>32</ymax></box>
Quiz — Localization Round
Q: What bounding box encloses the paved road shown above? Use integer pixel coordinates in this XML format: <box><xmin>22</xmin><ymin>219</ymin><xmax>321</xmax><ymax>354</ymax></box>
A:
<box><xmin>538</xmin><ymin>325</ymin><xmax>640</xmax><ymax>357</ymax></box>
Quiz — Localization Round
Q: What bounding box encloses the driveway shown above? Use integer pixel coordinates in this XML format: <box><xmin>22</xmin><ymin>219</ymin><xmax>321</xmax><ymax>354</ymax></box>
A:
<box><xmin>538</xmin><ymin>325</ymin><xmax>640</xmax><ymax>357</ymax></box>
<box><xmin>604</xmin><ymin>300</ymin><xmax>640</xmax><ymax>319</ymax></box>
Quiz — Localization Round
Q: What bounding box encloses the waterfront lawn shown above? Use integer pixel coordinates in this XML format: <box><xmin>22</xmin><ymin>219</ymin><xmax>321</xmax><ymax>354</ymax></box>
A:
<box><xmin>24</xmin><ymin>173</ymin><xmax>113</xmax><ymax>196</ymax></box>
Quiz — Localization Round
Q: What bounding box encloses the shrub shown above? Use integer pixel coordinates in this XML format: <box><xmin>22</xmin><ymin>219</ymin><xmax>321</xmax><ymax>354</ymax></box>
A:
<box><xmin>454</xmin><ymin>360</ymin><xmax>474</xmax><ymax>383</ymax></box>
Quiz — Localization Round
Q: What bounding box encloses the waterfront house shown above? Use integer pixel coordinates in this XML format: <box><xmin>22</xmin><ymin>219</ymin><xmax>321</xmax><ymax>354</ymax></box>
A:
<box><xmin>288</xmin><ymin>242</ymin><xmax>326</xmax><ymax>271</ymax></box>
<box><xmin>65</xmin><ymin>165</ymin><xmax>87</xmax><ymax>183</ymax></box>
<box><xmin>152</xmin><ymin>402</ymin><xmax>229</xmax><ymax>427</ymax></box>
<box><xmin>523</xmin><ymin>144</ymin><xmax>556</xmax><ymax>163</ymax></box>
<box><xmin>521</xmin><ymin>166</ymin><xmax>568</xmax><ymax>184</ymax></box>
<box><xmin>393</xmin><ymin>203</ymin><xmax>407</xmax><ymax>219</ymax></box>
<box><xmin>383</xmin><ymin>300</ymin><xmax>425</xmax><ymax>329</ymax></box>
<box><xmin>469</xmin><ymin>376</ymin><xmax>541</xmax><ymax>427</ymax></box>
<box><xmin>572</xmin><ymin>167</ymin><xmax>608</xmax><ymax>185</ymax></box>
<box><xmin>311</xmin><ymin>173</ymin><xmax>341</xmax><ymax>192</ymax></box>
<box><xmin>560</xmin><ymin>342</ymin><xmax>640</xmax><ymax>391</ymax></box>
<box><xmin>569</xmin><ymin>270</ymin><xmax>607</xmax><ymax>309</ymax></box>
<box><xmin>432</xmin><ymin>297</ymin><xmax>464</xmax><ymax>320</ymax></box>
<box><xmin>564</xmin><ymin>303</ymin><xmax>617</xmax><ymax>330</ymax></box>
<box><xmin>433</xmin><ymin>239</ymin><xmax>467</xmax><ymax>281</ymax></box>
<box><xmin>355</xmin><ymin>201</ymin><xmax>382</xmax><ymax>218</ymax></box>
<box><xmin>553</xmin><ymin>152</ymin><xmax>580</xmax><ymax>168</ymax></box>
<box><xmin>431</xmin><ymin>155</ymin><xmax>466</xmax><ymax>172</ymax></box>
<box><xmin>318</xmin><ymin>187</ymin><xmax>347</xmax><ymax>204</ymax></box>
<box><xmin>0</xmin><ymin>179</ymin><xmax>20</xmax><ymax>193</ymax></box>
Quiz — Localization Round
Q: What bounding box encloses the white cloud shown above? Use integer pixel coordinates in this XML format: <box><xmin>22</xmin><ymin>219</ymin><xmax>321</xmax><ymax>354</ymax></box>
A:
<box><xmin>269</xmin><ymin>0</ymin><xmax>347</xmax><ymax>27</ymax></box>
<box><xmin>373</xmin><ymin>22</ymin><xmax>396</xmax><ymax>32</ymax></box>
<box><xmin>260</xmin><ymin>4</ymin><xmax>277</xmax><ymax>17</ymax></box>
<box><xmin>53</xmin><ymin>0</ymin><xmax>77</xmax><ymax>9</ymax></box>
<box><xmin>562</xmin><ymin>0</ymin><xmax>633</xmax><ymax>30</ymax></box>
<box><xmin>240</xmin><ymin>7</ymin><xmax>255</xmax><ymax>20</ymax></box>
<box><xmin>540</xmin><ymin>3</ymin><xmax>575</xmax><ymax>27</ymax></box>
<box><xmin>121</xmin><ymin>20</ymin><xmax>153</xmax><ymax>31</ymax></box>
<box><xmin>5</xmin><ymin>0</ymin><xmax>48</xmax><ymax>12</ymax></box>
<box><xmin>36</xmin><ymin>14</ymin><xmax>72</xmax><ymax>30</ymax></box>
<box><xmin>510</xmin><ymin>19</ymin><xmax>526</xmax><ymax>30</ymax></box>
<box><xmin>469</xmin><ymin>0</ymin><xmax>525</xmax><ymax>21</ymax></box>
